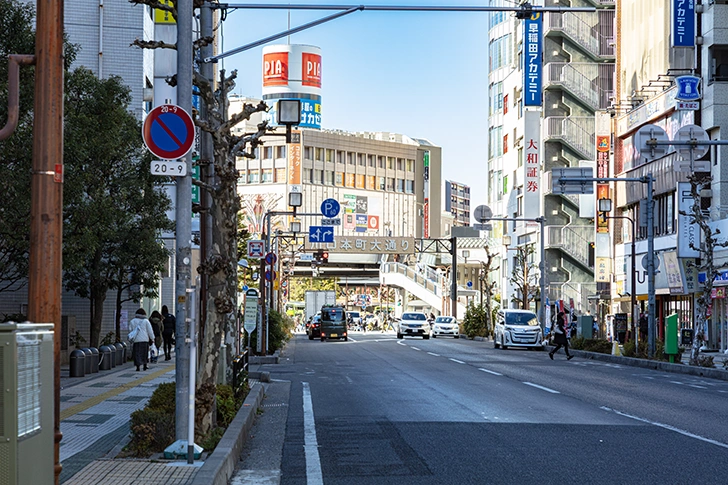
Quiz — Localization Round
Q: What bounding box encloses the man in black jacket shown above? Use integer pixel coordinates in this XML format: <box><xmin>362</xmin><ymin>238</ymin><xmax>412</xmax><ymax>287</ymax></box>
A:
<box><xmin>161</xmin><ymin>305</ymin><xmax>176</xmax><ymax>361</ymax></box>
<box><xmin>549</xmin><ymin>311</ymin><xmax>574</xmax><ymax>361</ymax></box>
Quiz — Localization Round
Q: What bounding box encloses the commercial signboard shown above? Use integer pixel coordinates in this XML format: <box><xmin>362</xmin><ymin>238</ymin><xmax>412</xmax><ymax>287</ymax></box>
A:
<box><xmin>302</xmin><ymin>236</ymin><xmax>416</xmax><ymax>254</ymax></box>
<box><xmin>287</xmin><ymin>132</ymin><xmax>302</xmax><ymax>195</ymax></box>
<box><xmin>524</xmin><ymin>14</ymin><xmax>543</xmax><ymax>107</ymax></box>
<box><xmin>672</xmin><ymin>0</ymin><xmax>695</xmax><ymax>48</ymax></box>
<box><xmin>677</xmin><ymin>181</ymin><xmax>700</xmax><ymax>258</ymax></box>
<box><xmin>523</xmin><ymin>110</ymin><xmax>541</xmax><ymax>219</ymax></box>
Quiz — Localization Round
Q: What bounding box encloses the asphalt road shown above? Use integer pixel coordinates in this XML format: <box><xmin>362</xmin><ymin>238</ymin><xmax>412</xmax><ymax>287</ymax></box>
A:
<box><xmin>233</xmin><ymin>333</ymin><xmax>728</xmax><ymax>484</ymax></box>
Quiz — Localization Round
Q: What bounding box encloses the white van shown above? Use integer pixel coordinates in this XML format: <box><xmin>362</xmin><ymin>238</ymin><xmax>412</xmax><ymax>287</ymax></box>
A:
<box><xmin>493</xmin><ymin>309</ymin><xmax>545</xmax><ymax>350</ymax></box>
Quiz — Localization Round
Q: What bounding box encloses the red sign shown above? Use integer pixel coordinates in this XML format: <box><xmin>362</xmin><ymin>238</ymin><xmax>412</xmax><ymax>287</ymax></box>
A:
<box><xmin>423</xmin><ymin>200</ymin><xmax>429</xmax><ymax>238</ymax></box>
<box><xmin>302</xmin><ymin>53</ymin><xmax>321</xmax><ymax>87</ymax></box>
<box><xmin>142</xmin><ymin>104</ymin><xmax>195</xmax><ymax>160</ymax></box>
<box><xmin>367</xmin><ymin>215</ymin><xmax>379</xmax><ymax>230</ymax></box>
<box><xmin>263</xmin><ymin>52</ymin><xmax>289</xmax><ymax>86</ymax></box>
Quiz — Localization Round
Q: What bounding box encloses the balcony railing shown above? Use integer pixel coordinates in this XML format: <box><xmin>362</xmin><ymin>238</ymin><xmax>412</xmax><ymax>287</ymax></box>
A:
<box><xmin>544</xmin><ymin>117</ymin><xmax>595</xmax><ymax>160</ymax></box>
<box><xmin>546</xmin><ymin>225</ymin><xmax>594</xmax><ymax>269</ymax></box>
<box><xmin>545</xmin><ymin>62</ymin><xmax>607</xmax><ymax>110</ymax></box>
<box><xmin>546</xmin><ymin>13</ymin><xmax>599</xmax><ymax>58</ymax></box>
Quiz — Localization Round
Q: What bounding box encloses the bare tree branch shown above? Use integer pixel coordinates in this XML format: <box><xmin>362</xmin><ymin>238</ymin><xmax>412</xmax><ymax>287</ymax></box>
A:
<box><xmin>131</xmin><ymin>39</ymin><xmax>176</xmax><ymax>50</ymax></box>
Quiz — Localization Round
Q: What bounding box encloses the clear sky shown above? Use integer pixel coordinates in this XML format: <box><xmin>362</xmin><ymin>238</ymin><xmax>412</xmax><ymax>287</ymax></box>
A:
<box><xmin>219</xmin><ymin>0</ymin><xmax>491</xmax><ymax>210</ymax></box>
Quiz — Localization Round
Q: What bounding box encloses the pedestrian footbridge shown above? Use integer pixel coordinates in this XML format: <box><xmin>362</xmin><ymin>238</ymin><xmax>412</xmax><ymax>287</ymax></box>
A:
<box><xmin>379</xmin><ymin>262</ymin><xmax>467</xmax><ymax>316</ymax></box>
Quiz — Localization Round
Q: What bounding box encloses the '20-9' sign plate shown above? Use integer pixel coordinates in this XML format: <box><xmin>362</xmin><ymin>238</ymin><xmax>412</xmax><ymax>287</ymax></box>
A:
<box><xmin>150</xmin><ymin>160</ymin><xmax>187</xmax><ymax>177</ymax></box>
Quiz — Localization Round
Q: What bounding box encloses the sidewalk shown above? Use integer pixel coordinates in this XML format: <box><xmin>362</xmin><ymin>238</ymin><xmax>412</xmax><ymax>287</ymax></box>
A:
<box><xmin>59</xmin><ymin>354</ymin><xmax>202</xmax><ymax>485</ymax></box>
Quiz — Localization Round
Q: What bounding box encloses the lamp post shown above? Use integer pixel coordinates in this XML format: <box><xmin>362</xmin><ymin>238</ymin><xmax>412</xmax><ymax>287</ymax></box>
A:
<box><xmin>598</xmin><ymin>198</ymin><xmax>638</xmax><ymax>349</ymax></box>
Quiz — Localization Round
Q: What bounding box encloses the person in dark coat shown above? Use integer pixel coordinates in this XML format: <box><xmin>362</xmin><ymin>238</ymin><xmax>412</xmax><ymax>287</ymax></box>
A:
<box><xmin>549</xmin><ymin>311</ymin><xmax>574</xmax><ymax>360</ymax></box>
<box><xmin>149</xmin><ymin>310</ymin><xmax>163</xmax><ymax>349</ymax></box>
<box><xmin>161</xmin><ymin>305</ymin><xmax>176</xmax><ymax>361</ymax></box>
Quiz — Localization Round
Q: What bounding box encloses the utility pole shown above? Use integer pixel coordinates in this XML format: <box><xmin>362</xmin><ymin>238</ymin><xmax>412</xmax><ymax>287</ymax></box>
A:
<box><xmin>28</xmin><ymin>2</ymin><xmax>64</xmax><ymax>482</ymax></box>
<box><xmin>174</xmin><ymin>0</ymin><xmax>193</xmax><ymax>447</ymax></box>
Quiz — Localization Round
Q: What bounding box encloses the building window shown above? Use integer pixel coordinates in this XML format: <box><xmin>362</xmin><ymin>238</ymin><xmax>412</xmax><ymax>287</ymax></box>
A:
<box><xmin>356</xmin><ymin>174</ymin><xmax>365</xmax><ymax>188</ymax></box>
<box><xmin>396</xmin><ymin>179</ymin><xmax>404</xmax><ymax>192</ymax></box>
<box><xmin>379</xmin><ymin>176</ymin><xmax>386</xmax><ymax>190</ymax></box>
<box><xmin>239</xmin><ymin>170</ymin><xmax>247</xmax><ymax>184</ymax></box>
<box><xmin>304</xmin><ymin>146</ymin><xmax>313</xmax><ymax>160</ymax></box>
<box><xmin>358</xmin><ymin>153</ymin><xmax>365</xmax><ymax>166</ymax></box>
<box><xmin>405</xmin><ymin>180</ymin><xmax>415</xmax><ymax>194</ymax></box>
<box><xmin>315</xmin><ymin>147</ymin><xmax>324</xmax><ymax>161</ymax></box>
<box><xmin>335</xmin><ymin>172</ymin><xmax>344</xmax><ymax>186</ymax></box>
<box><xmin>711</xmin><ymin>45</ymin><xmax>728</xmax><ymax>82</ymax></box>
<box><xmin>368</xmin><ymin>155</ymin><xmax>376</xmax><ymax>167</ymax></box>
<box><xmin>387</xmin><ymin>177</ymin><xmax>395</xmax><ymax>191</ymax></box>
<box><xmin>263</xmin><ymin>146</ymin><xmax>273</xmax><ymax>160</ymax></box>
<box><xmin>387</xmin><ymin>157</ymin><xmax>395</xmax><ymax>169</ymax></box>
<box><xmin>345</xmin><ymin>173</ymin><xmax>355</xmax><ymax>187</ymax></box>
<box><xmin>303</xmin><ymin>168</ymin><xmax>312</xmax><ymax>183</ymax></box>
<box><xmin>366</xmin><ymin>175</ymin><xmax>376</xmax><ymax>189</ymax></box>
<box><xmin>275</xmin><ymin>145</ymin><xmax>287</xmax><ymax>159</ymax></box>
<box><xmin>347</xmin><ymin>152</ymin><xmax>354</xmax><ymax>165</ymax></box>
<box><xmin>275</xmin><ymin>168</ymin><xmax>286</xmax><ymax>182</ymax></box>
<box><xmin>325</xmin><ymin>170</ymin><xmax>334</xmax><ymax>185</ymax></box>
<box><xmin>518</xmin><ymin>147</ymin><xmax>524</xmax><ymax>167</ymax></box>
<box><xmin>248</xmin><ymin>170</ymin><xmax>259</xmax><ymax>184</ymax></box>
<box><xmin>314</xmin><ymin>169</ymin><xmax>323</xmax><ymax>184</ymax></box>
<box><xmin>337</xmin><ymin>150</ymin><xmax>345</xmax><ymax>163</ymax></box>
<box><xmin>261</xmin><ymin>169</ymin><xmax>273</xmax><ymax>183</ymax></box>
<box><xmin>378</xmin><ymin>156</ymin><xmax>385</xmax><ymax>168</ymax></box>
<box><xmin>325</xmin><ymin>149</ymin><xmax>334</xmax><ymax>163</ymax></box>
<box><xmin>406</xmin><ymin>159</ymin><xmax>415</xmax><ymax>172</ymax></box>
<box><xmin>396</xmin><ymin>158</ymin><xmax>404</xmax><ymax>170</ymax></box>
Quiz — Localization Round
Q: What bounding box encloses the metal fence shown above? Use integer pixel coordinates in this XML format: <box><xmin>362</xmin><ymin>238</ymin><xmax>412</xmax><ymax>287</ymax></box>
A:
<box><xmin>232</xmin><ymin>349</ymin><xmax>249</xmax><ymax>400</ymax></box>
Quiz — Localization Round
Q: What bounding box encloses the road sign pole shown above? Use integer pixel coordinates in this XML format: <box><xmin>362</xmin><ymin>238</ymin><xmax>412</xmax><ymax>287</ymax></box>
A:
<box><xmin>646</xmin><ymin>174</ymin><xmax>656</xmax><ymax>358</ymax></box>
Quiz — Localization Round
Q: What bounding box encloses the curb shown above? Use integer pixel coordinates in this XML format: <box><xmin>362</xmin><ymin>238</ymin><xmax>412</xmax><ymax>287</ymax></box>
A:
<box><xmin>189</xmin><ymin>382</ymin><xmax>265</xmax><ymax>485</ymax></box>
<box><xmin>564</xmin><ymin>347</ymin><xmax>728</xmax><ymax>382</ymax></box>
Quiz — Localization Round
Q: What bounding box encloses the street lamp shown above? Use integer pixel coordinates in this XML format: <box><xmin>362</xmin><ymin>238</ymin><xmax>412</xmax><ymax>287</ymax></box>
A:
<box><xmin>277</xmin><ymin>99</ymin><xmax>301</xmax><ymax>143</ymax></box>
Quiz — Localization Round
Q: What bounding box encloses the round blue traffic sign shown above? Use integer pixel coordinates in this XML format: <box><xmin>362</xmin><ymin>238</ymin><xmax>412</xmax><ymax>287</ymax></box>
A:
<box><xmin>142</xmin><ymin>104</ymin><xmax>195</xmax><ymax>160</ymax></box>
<box><xmin>265</xmin><ymin>252</ymin><xmax>277</xmax><ymax>265</ymax></box>
<box><xmin>320</xmin><ymin>198</ymin><xmax>340</xmax><ymax>218</ymax></box>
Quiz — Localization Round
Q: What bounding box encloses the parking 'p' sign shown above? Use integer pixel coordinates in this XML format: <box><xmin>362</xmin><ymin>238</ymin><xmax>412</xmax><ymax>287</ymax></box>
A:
<box><xmin>142</xmin><ymin>104</ymin><xmax>195</xmax><ymax>160</ymax></box>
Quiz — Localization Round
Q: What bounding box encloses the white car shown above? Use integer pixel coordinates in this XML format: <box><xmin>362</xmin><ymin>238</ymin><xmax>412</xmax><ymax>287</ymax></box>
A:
<box><xmin>397</xmin><ymin>312</ymin><xmax>431</xmax><ymax>339</ymax></box>
<box><xmin>431</xmin><ymin>316</ymin><xmax>460</xmax><ymax>338</ymax></box>
<box><xmin>493</xmin><ymin>309</ymin><xmax>545</xmax><ymax>350</ymax></box>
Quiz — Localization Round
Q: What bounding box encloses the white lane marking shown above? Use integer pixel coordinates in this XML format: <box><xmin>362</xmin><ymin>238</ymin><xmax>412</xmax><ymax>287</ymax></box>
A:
<box><xmin>670</xmin><ymin>381</ymin><xmax>684</xmax><ymax>385</ymax></box>
<box><xmin>688</xmin><ymin>384</ymin><xmax>708</xmax><ymax>389</ymax></box>
<box><xmin>302</xmin><ymin>382</ymin><xmax>323</xmax><ymax>484</ymax></box>
<box><xmin>449</xmin><ymin>358</ymin><xmax>465</xmax><ymax>364</ymax></box>
<box><xmin>522</xmin><ymin>382</ymin><xmax>560</xmax><ymax>394</ymax></box>
<box><xmin>479</xmin><ymin>368</ymin><xmax>503</xmax><ymax>376</ymax></box>
<box><xmin>345</xmin><ymin>376</ymin><xmax>353</xmax><ymax>384</ymax></box>
<box><xmin>427</xmin><ymin>352</ymin><xmax>440</xmax><ymax>357</ymax></box>
<box><xmin>600</xmin><ymin>406</ymin><xmax>728</xmax><ymax>450</ymax></box>
<box><xmin>397</xmin><ymin>341</ymin><xmax>407</xmax><ymax>346</ymax></box>
<box><xmin>411</xmin><ymin>347</ymin><xmax>421</xmax><ymax>351</ymax></box>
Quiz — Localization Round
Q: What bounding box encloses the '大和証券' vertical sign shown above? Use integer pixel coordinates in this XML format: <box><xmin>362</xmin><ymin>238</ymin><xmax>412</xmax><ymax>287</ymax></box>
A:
<box><xmin>524</xmin><ymin>14</ymin><xmax>542</xmax><ymax>107</ymax></box>
<box><xmin>523</xmin><ymin>110</ymin><xmax>541</xmax><ymax>220</ymax></box>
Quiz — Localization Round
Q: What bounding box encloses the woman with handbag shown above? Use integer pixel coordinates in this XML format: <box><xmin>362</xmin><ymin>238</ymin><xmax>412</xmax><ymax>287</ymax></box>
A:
<box><xmin>128</xmin><ymin>309</ymin><xmax>155</xmax><ymax>371</ymax></box>
<box><xmin>549</xmin><ymin>311</ymin><xmax>574</xmax><ymax>361</ymax></box>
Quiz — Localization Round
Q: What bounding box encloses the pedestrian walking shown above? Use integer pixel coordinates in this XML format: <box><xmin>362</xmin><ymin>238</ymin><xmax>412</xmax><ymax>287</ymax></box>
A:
<box><xmin>128</xmin><ymin>309</ymin><xmax>155</xmax><ymax>371</ymax></box>
<box><xmin>149</xmin><ymin>310</ymin><xmax>163</xmax><ymax>348</ymax></box>
<box><xmin>161</xmin><ymin>305</ymin><xmax>176</xmax><ymax>361</ymax></box>
<box><xmin>549</xmin><ymin>311</ymin><xmax>574</xmax><ymax>361</ymax></box>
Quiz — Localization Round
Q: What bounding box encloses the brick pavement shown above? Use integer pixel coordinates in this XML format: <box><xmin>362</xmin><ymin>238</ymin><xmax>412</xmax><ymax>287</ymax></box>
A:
<box><xmin>59</xmin><ymin>354</ymin><xmax>203</xmax><ymax>485</ymax></box>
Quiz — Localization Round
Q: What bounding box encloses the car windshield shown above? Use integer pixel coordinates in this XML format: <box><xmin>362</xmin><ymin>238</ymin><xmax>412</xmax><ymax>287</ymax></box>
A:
<box><xmin>505</xmin><ymin>312</ymin><xmax>538</xmax><ymax>326</ymax></box>
<box><xmin>322</xmin><ymin>308</ymin><xmax>345</xmax><ymax>321</ymax></box>
<box><xmin>435</xmin><ymin>317</ymin><xmax>453</xmax><ymax>323</ymax></box>
<box><xmin>402</xmin><ymin>313</ymin><xmax>426</xmax><ymax>321</ymax></box>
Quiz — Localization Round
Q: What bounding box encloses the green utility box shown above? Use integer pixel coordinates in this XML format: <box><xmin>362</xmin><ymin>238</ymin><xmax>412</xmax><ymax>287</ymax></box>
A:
<box><xmin>578</xmin><ymin>315</ymin><xmax>594</xmax><ymax>339</ymax></box>
<box><xmin>665</xmin><ymin>313</ymin><xmax>679</xmax><ymax>361</ymax></box>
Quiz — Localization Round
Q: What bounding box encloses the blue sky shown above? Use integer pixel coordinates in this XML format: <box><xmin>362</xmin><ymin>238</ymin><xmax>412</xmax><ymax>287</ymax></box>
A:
<box><xmin>219</xmin><ymin>1</ymin><xmax>491</xmax><ymax>209</ymax></box>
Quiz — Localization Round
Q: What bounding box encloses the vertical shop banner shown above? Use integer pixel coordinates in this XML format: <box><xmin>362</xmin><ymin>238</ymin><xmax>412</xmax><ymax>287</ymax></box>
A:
<box><xmin>523</xmin><ymin>110</ymin><xmax>541</xmax><ymax>219</ymax></box>
<box><xmin>423</xmin><ymin>200</ymin><xmax>430</xmax><ymax>239</ymax></box>
<box><xmin>287</xmin><ymin>132</ymin><xmax>302</xmax><ymax>196</ymax></box>
<box><xmin>672</xmin><ymin>0</ymin><xmax>695</xmax><ymax>47</ymax></box>
<box><xmin>594</xmin><ymin>112</ymin><xmax>611</xmax><ymax>283</ymax></box>
<box><xmin>677</xmin><ymin>181</ymin><xmax>700</xmax><ymax>257</ymax></box>
<box><xmin>524</xmin><ymin>14</ymin><xmax>543</xmax><ymax>107</ymax></box>
<box><xmin>423</xmin><ymin>151</ymin><xmax>430</xmax><ymax>238</ymax></box>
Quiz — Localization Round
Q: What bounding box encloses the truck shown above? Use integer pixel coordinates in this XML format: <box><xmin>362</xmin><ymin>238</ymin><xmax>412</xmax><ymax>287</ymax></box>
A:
<box><xmin>304</xmin><ymin>290</ymin><xmax>336</xmax><ymax>322</ymax></box>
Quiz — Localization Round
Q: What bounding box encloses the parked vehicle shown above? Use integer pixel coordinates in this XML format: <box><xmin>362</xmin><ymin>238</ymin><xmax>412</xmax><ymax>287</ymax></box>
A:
<box><xmin>304</xmin><ymin>290</ymin><xmax>336</xmax><ymax>322</ymax></box>
<box><xmin>397</xmin><ymin>312</ymin><xmax>431</xmax><ymax>339</ymax></box>
<box><xmin>347</xmin><ymin>311</ymin><xmax>363</xmax><ymax>329</ymax></box>
<box><xmin>493</xmin><ymin>309</ymin><xmax>545</xmax><ymax>350</ymax></box>
<box><xmin>320</xmin><ymin>306</ymin><xmax>348</xmax><ymax>341</ymax></box>
<box><xmin>431</xmin><ymin>316</ymin><xmax>460</xmax><ymax>338</ymax></box>
<box><xmin>307</xmin><ymin>314</ymin><xmax>322</xmax><ymax>340</ymax></box>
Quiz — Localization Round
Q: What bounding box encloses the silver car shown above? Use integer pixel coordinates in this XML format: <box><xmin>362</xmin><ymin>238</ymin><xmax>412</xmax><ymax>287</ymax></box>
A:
<box><xmin>397</xmin><ymin>312</ymin><xmax>431</xmax><ymax>339</ymax></box>
<box><xmin>493</xmin><ymin>309</ymin><xmax>545</xmax><ymax>350</ymax></box>
<box><xmin>431</xmin><ymin>316</ymin><xmax>460</xmax><ymax>338</ymax></box>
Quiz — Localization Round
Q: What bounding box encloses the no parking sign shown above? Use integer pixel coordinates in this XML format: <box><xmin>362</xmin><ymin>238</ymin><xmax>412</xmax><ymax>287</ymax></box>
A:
<box><xmin>142</xmin><ymin>104</ymin><xmax>195</xmax><ymax>160</ymax></box>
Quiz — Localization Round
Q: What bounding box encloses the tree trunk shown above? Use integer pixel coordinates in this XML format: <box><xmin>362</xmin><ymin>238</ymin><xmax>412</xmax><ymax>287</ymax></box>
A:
<box><xmin>115</xmin><ymin>270</ymin><xmax>123</xmax><ymax>343</ymax></box>
<box><xmin>90</xmin><ymin>283</ymin><xmax>106</xmax><ymax>348</ymax></box>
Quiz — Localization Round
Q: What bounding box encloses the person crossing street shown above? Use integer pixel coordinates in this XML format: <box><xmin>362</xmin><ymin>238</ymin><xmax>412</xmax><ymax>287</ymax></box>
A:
<box><xmin>549</xmin><ymin>311</ymin><xmax>574</xmax><ymax>361</ymax></box>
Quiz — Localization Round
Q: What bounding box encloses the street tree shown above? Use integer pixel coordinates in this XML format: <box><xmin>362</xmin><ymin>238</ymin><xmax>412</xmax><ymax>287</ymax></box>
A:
<box><xmin>0</xmin><ymin>0</ymin><xmax>77</xmax><ymax>294</ymax></box>
<box><xmin>509</xmin><ymin>244</ymin><xmax>539</xmax><ymax>310</ymax></box>
<box><xmin>130</xmin><ymin>0</ymin><xmax>272</xmax><ymax>435</ymax></box>
<box><xmin>63</xmin><ymin>68</ymin><xmax>173</xmax><ymax>348</ymax></box>
<box><xmin>479</xmin><ymin>245</ymin><xmax>499</xmax><ymax>335</ymax></box>
<box><xmin>683</xmin><ymin>173</ymin><xmax>728</xmax><ymax>365</ymax></box>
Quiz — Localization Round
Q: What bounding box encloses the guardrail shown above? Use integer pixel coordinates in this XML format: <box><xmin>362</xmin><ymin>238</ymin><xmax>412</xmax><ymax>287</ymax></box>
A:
<box><xmin>232</xmin><ymin>350</ymin><xmax>249</xmax><ymax>400</ymax></box>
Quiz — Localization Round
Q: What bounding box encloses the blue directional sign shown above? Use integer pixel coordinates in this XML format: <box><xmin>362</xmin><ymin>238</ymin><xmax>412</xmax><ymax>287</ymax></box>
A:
<box><xmin>320</xmin><ymin>198</ymin><xmax>341</xmax><ymax>218</ymax></box>
<box><xmin>309</xmin><ymin>225</ymin><xmax>335</xmax><ymax>243</ymax></box>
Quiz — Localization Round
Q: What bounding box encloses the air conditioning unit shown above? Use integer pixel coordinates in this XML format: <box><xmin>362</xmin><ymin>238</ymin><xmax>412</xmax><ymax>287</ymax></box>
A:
<box><xmin>0</xmin><ymin>322</ymin><xmax>54</xmax><ymax>485</ymax></box>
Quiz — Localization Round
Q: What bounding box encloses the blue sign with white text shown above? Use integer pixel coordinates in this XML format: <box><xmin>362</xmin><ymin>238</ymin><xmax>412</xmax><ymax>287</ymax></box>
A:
<box><xmin>675</xmin><ymin>75</ymin><xmax>700</xmax><ymax>101</ymax></box>
<box><xmin>265</xmin><ymin>97</ymin><xmax>322</xmax><ymax>129</ymax></box>
<box><xmin>672</xmin><ymin>0</ymin><xmax>695</xmax><ymax>47</ymax></box>
<box><xmin>309</xmin><ymin>226</ymin><xmax>334</xmax><ymax>243</ymax></box>
<box><xmin>524</xmin><ymin>14</ymin><xmax>543</xmax><ymax>107</ymax></box>
<box><xmin>320</xmin><ymin>198</ymin><xmax>341</xmax><ymax>218</ymax></box>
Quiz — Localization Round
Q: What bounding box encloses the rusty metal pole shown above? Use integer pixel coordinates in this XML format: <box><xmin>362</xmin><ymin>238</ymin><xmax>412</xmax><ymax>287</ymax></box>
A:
<box><xmin>27</xmin><ymin>1</ymin><xmax>65</xmax><ymax>483</ymax></box>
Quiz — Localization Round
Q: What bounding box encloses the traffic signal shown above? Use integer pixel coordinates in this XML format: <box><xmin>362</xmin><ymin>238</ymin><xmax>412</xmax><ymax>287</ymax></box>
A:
<box><xmin>321</xmin><ymin>251</ymin><xmax>329</xmax><ymax>263</ymax></box>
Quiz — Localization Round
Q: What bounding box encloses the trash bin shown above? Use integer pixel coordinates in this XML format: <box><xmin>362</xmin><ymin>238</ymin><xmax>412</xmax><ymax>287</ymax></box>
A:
<box><xmin>109</xmin><ymin>344</ymin><xmax>116</xmax><ymax>368</ymax></box>
<box><xmin>81</xmin><ymin>348</ymin><xmax>92</xmax><ymax>375</ymax></box>
<box><xmin>99</xmin><ymin>345</ymin><xmax>112</xmax><ymax>371</ymax></box>
<box><xmin>121</xmin><ymin>341</ymin><xmax>128</xmax><ymax>362</ymax></box>
<box><xmin>70</xmin><ymin>349</ymin><xmax>86</xmax><ymax>377</ymax></box>
<box><xmin>88</xmin><ymin>347</ymin><xmax>99</xmax><ymax>373</ymax></box>
<box><xmin>114</xmin><ymin>342</ymin><xmax>124</xmax><ymax>366</ymax></box>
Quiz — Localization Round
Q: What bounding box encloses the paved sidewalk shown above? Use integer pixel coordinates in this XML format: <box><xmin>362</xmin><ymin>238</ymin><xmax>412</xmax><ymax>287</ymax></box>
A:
<box><xmin>59</xmin><ymin>354</ymin><xmax>202</xmax><ymax>485</ymax></box>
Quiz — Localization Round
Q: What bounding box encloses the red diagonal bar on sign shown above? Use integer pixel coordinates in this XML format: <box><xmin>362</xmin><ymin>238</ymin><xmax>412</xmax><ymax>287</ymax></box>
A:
<box><xmin>155</xmin><ymin>114</ymin><xmax>185</xmax><ymax>148</ymax></box>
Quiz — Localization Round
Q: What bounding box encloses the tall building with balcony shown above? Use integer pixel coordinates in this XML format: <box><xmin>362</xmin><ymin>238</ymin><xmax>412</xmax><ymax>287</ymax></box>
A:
<box><xmin>445</xmin><ymin>181</ymin><xmax>471</xmax><ymax>226</ymax></box>
<box><xmin>485</xmin><ymin>0</ymin><xmax>615</xmax><ymax>313</ymax></box>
